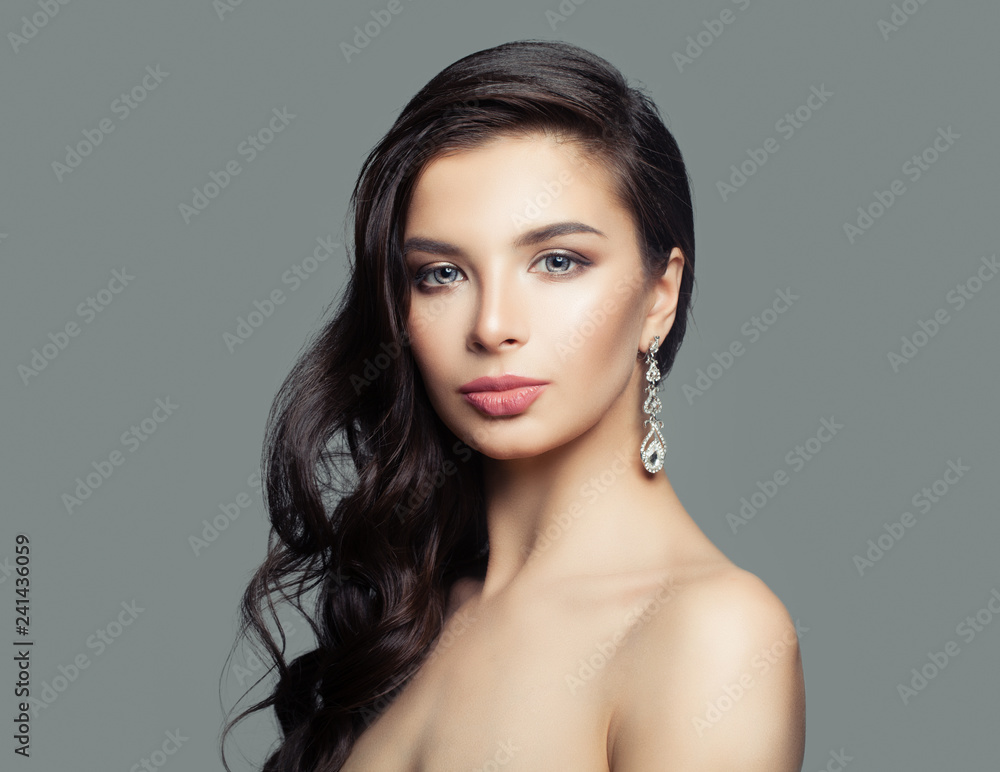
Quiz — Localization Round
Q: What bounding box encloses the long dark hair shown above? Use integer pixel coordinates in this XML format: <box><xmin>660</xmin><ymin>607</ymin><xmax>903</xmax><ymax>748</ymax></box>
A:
<box><xmin>220</xmin><ymin>39</ymin><xmax>696</xmax><ymax>772</ymax></box>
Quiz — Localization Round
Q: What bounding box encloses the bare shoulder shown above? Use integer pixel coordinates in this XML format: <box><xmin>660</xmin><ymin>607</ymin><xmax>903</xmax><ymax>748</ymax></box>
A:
<box><xmin>608</xmin><ymin>566</ymin><xmax>806</xmax><ymax>771</ymax></box>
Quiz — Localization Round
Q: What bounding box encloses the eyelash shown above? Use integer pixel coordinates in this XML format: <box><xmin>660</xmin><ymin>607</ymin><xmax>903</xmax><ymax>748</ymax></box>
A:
<box><xmin>411</xmin><ymin>252</ymin><xmax>589</xmax><ymax>290</ymax></box>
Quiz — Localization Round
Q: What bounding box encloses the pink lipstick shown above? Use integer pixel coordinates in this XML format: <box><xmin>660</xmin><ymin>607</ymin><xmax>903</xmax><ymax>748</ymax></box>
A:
<box><xmin>459</xmin><ymin>374</ymin><xmax>549</xmax><ymax>417</ymax></box>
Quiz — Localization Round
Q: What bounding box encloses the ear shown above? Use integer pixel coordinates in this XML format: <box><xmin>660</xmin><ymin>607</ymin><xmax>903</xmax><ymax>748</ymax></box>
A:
<box><xmin>640</xmin><ymin>247</ymin><xmax>685</xmax><ymax>353</ymax></box>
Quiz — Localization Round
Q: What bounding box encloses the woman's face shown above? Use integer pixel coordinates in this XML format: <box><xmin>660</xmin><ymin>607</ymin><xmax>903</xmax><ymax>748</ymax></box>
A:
<box><xmin>402</xmin><ymin>132</ymin><xmax>676</xmax><ymax>459</ymax></box>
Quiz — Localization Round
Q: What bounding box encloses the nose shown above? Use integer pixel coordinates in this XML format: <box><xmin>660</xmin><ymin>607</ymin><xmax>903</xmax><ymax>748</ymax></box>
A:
<box><xmin>467</xmin><ymin>265</ymin><xmax>528</xmax><ymax>353</ymax></box>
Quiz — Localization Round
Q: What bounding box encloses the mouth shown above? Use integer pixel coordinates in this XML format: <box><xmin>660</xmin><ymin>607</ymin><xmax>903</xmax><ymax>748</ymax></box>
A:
<box><xmin>459</xmin><ymin>374</ymin><xmax>549</xmax><ymax>417</ymax></box>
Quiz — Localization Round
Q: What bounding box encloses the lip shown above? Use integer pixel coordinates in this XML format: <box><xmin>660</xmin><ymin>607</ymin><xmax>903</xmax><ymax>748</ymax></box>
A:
<box><xmin>462</xmin><ymin>384</ymin><xmax>548</xmax><ymax>416</ymax></box>
<box><xmin>459</xmin><ymin>374</ymin><xmax>550</xmax><ymax>417</ymax></box>
<box><xmin>459</xmin><ymin>374</ymin><xmax>549</xmax><ymax>393</ymax></box>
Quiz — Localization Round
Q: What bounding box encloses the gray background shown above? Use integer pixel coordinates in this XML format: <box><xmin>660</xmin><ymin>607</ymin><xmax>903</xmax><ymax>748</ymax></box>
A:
<box><xmin>1</xmin><ymin>0</ymin><xmax>998</xmax><ymax>769</ymax></box>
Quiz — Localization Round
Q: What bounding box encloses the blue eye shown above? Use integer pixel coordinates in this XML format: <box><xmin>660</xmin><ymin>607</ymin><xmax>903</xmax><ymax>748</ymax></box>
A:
<box><xmin>414</xmin><ymin>265</ymin><xmax>463</xmax><ymax>287</ymax></box>
<box><xmin>539</xmin><ymin>252</ymin><xmax>581</xmax><ymax>274</ymax></box>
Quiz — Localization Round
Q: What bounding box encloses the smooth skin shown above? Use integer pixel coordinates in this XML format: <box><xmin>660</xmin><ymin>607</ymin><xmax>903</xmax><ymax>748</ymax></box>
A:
<box><xmin>341</xmin><ymin>132</ymin><xmax>806</xmax><ymax>771</ymax></box>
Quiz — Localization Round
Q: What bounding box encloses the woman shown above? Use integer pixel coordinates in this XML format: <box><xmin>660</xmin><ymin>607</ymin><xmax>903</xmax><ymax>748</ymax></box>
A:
<box><xmin>222</xmin><ymin>39</ymin><xmax>806</xmax><ymax>772</ymax></box>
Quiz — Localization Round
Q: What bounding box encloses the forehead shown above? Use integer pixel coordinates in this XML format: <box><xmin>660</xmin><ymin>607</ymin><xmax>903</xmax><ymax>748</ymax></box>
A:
<box><xmin>403</xmin><ymin>133</ymin><xmax>635</xmax><ymax>244</ymax></box>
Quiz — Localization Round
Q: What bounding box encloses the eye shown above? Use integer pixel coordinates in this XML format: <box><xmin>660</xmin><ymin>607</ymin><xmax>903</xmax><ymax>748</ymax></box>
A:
<box><xmin>533</xmin><ymin>251</ymin><xmax>588</xmax><ymax>276</ymax></box>
<box><xmin>413</xmin><ymin>263</ymin><xmax>465</xmax><ymax>289</ymax></box>
<box><xmin>411</xmin><ymin>251</ymin><xmax>588</xmax><ymax>290</ymax></box>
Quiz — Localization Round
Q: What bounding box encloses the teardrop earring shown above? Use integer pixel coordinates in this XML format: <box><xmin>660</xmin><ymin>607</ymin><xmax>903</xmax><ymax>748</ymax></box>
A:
<box><xmin>639</xmin><ymin>335</ymin><xmax>666</xmax><ymax>473</ymax></box>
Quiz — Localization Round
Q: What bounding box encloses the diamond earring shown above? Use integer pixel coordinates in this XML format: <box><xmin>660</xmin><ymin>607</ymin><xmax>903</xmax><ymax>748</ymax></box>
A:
<box><xmin>640</xmin><ymin>335</ymin><xmax>666</xmax><ymax>473</ymax></box>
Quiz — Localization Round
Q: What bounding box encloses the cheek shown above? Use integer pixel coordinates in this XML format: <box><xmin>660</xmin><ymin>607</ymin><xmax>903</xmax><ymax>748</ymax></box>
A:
<box><xmin>551</xmin><ymin>288</ymin><xmax>639</xmax><ymax>375</ymax></box>
<box><xmin>407</xmin><ymin>301</ymin><xmax>458</xmax><ymax>386</ymax></box>
<box><xmin>407</xmin><ymin>324</ymin><xmax>438</xmax><ymax>384</ymax></box>
<box><xmin>408</xmin><ymin>293</ymin><xmax>451</xmax><ymax>337</ymax></box>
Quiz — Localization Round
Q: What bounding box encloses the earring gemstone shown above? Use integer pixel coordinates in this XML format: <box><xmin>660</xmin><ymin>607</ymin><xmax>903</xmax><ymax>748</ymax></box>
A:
<box><xmin>639</xmin><ymin>335</ymin><xmax>666</xmax><ymax>474</ymax></box>
<box><xmin>640</xmin><ymin>425</ymin><xmax>666</xmax><ymax>473</ymax></box>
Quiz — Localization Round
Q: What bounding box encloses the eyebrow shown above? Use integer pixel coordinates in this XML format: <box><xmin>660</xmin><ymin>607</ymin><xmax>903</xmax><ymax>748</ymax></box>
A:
<box><xmin>402</xmin><ymin>220</ymin><xmax>607</xmax><ymax>258</ymax></box>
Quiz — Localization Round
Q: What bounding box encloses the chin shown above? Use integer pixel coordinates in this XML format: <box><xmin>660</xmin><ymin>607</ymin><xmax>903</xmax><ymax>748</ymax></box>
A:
<box><xmin>446</xmin><ymin>416</ymin><xmax>543</xmax><ymax>458</ymax></box>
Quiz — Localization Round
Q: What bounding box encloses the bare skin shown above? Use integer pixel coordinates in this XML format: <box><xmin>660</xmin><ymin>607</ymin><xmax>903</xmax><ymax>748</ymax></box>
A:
<box><xmin>341</xmin><ymin>132</ymin><xmax>805</xmax><ymax>771</ymax></box>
